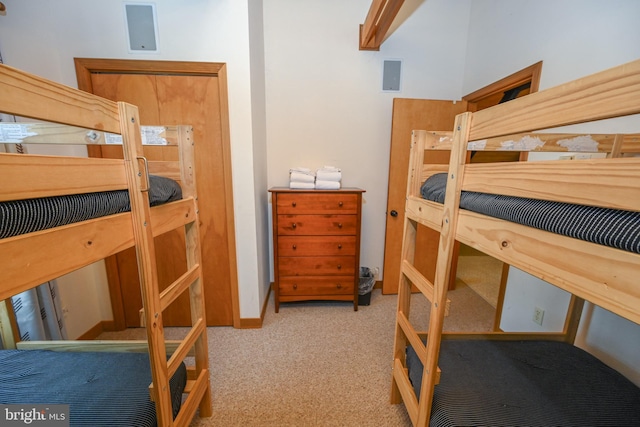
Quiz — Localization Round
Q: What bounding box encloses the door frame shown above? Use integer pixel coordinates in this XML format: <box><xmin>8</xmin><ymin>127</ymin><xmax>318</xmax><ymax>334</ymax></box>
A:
<box><xmin>74</xmin><ymin>58</ymin><xmax>241</xmax><ymax>328</ymax></box>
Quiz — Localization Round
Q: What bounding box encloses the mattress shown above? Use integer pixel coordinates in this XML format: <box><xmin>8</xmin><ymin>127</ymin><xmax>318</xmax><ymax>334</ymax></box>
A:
<box><xmin>406</xmin><ymin>340</ymin><xmax>640</xmax><ymax>427</ymax></box>
<box><xmin>0</xmin><ymin>175</ymin><xmax>182</xmax><ymax>239</ymax></box>
<box><xmin>421</xmin><ymin>173</ymin><xmax>640</xmax><ymax>254</ymax></box>
<box><xmin>0</xmin><ymin>350</ymin><xmax>187</xmax><ymax>427</ymax></box>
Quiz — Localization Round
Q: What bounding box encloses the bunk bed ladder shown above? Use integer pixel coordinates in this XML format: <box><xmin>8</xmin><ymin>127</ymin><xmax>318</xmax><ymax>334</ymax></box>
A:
<box><xmin>391</xmin><ymin>113</ymin><xmax>472</xmax><ymax>426</ymax></box>
<box><xmin>119</xmin><ymin>107</ymin><xmax>211</xmax><ymax>426</ymax></box>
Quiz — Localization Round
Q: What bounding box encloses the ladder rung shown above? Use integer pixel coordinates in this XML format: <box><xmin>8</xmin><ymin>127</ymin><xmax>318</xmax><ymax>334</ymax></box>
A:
<box><xmin>160</xmin><ymin>263</ymin><xmax>201</xmax><ymax>312</ymax></box>
<box><xmin>393</xmin><ymin>358</ymin><xmax>419</xmax><ymax>426</ymax></box>
<box><xmin>401</xmin><ymin>260</ymin><xmax>451</xmax><ymax>316</ymax></box>
<box><xmin>167</xmin><ymin>317</ymin><xmax>205</xmax><ymax>378</ymax></box>
<box><xmin>397</xmin><ymin>311</ymin><xmax>426</xmax><ymax>363</ymax></box>
<box><xmin>174</xmin><ymin>368</ymin><xmax>210</xmax><ymax>427</ymax></box>
<box><xmin>402</xmin><ymin>259</ymin><xmax>434</xmax><ymax>303</ymax></box>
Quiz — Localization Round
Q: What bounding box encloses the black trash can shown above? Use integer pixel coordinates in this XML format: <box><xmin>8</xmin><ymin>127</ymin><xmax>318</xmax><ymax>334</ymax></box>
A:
<box><xmin>358</xmin><ymin>267</ymin><xmax>375</xmax><ymax>306</ymax></box>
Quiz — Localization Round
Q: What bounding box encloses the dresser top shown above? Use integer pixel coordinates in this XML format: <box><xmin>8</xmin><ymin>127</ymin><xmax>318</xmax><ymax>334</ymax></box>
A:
<box><xmin>269</xmin><ymin>187</ymin><xmax>365</xmax><ymax>193</ymax></box>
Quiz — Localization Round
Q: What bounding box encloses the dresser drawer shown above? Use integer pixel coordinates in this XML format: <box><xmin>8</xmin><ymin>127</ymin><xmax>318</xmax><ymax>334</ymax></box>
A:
<box><xmin>277</xmin><ymin>214</ymin><xmax>357</xmax><ymax>235</ymax></box>
<box><xmin>279</xmin><ymin>276</ymin><xmax>354</xmax><ymax>296</ymax></box>
<box><xmin>278</xmin><ymin>256</ymin><xmax>355</xmax><ymax>276</ymax></box>
<box><xmin>277</xmin><ymin>236</ymin><xmax>356</xmax><ymax>256</ymax></box>
<box><xmin>277</xmin><ymin>193</ymin><xmax>359</xmax><ymax>214</ymax></box>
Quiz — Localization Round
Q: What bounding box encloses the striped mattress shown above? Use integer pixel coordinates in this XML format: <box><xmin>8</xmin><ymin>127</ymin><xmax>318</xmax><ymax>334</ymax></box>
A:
<box><xmin>406</xmin><ymin>340</ymin><xmax>640</xmax><ymax>427</ymax></box>
<box><xmin>0</xmin><ymin>175</ymin><xmax>182</xmax><ymax>239</ymax></box>
<box><xmin>0</xmin><ymin>350</ymin><xmax>187</xmax><ymax>426</ymax></box>
<box><xmin>421</xmin><ymin>173</ymin><xmax>640</xmax><ymax>254</ymax></box>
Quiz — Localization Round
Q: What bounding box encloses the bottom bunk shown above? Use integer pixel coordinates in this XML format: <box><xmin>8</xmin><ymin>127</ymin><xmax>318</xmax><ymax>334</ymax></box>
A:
<box><xmin>0</xmin><ymin>349</ymin><xmax>187</xmax><ymax>426</ymax></box>
<box><xmin>406</xmin><ymin>339</ymin><xmax>640</xmax><ymax>427</ymax></box>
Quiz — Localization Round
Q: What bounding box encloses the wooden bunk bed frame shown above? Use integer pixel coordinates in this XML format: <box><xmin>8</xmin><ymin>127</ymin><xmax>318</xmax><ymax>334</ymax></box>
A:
<box><xmin>390</xmin><ymin>59</ymin><xmax>640</xmax><ymax>426</ymax></box>
<box><xmin>0</xmin><ymin>64</ymin><xmax>212</xmax><ymax>426</ymax></box>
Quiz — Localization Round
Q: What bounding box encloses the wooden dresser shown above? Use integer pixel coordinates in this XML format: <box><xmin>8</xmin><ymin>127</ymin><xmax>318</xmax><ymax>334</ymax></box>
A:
<box><xmin>269</xmin><ymin>188</ymin><xmax>365</xmax><ymax>312</ymax></box>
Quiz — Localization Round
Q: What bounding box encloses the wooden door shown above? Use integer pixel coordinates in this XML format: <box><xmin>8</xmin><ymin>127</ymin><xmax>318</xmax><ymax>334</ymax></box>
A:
<box><xmin>382</xmin><ymin>99</ymin><xmax>468</xmax><ymax>294</ymax></box>
<box><xmin>382</xmin><ymin>62</ymin><xmax>542</xmax><ymax>294</ymax></box>
<box><xmin>75</xmin><ymin>59</ymin><xmax>239</xmax><ymax>327</ymax></box>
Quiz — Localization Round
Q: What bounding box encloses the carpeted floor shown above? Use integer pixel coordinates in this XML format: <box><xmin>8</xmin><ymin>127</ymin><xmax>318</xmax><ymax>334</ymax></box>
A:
<box><xmin>98</xmin><ymin>279</ymin><xmax>494</xmax><ymax>426</ymax></box>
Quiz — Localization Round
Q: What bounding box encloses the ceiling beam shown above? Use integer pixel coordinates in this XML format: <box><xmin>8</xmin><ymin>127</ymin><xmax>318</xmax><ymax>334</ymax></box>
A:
<box><xmin>359</xmin><ymin>0</ymin><xmax>405</xmax><ymax>51</ymax></box>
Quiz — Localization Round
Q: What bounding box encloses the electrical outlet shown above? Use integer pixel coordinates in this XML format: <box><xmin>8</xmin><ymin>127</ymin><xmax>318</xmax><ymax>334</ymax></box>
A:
<box><xmin>533</xmin><ymin>306</ymin><xmax>544</xmax><ymax>325</ymax></box>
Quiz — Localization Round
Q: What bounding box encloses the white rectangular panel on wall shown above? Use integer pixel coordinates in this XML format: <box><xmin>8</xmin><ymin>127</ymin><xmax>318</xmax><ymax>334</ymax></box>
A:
<box><xmin>124</xmin><ymin>3</ymin><xmax>159</xmax><ymax>52</ymax></box>
<box><xmin>382</xmin><ymin>59</ymin><xmax>402</xmax><ymax>92</ymax></box>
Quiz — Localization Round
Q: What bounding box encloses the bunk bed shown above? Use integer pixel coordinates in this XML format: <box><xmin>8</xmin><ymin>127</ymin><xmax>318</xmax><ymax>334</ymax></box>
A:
<box><xmin>0</xmin><ymin>63</ymin><xmax>212</xmax><ymax>426</ymax></box>
<box><xmin>390</xmin><ymin>59</ymin><xmax>640</xmax><ymax>426</ymax></box>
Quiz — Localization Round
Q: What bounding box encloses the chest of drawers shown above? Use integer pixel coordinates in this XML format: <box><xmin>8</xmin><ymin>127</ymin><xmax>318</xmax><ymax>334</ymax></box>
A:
<box><xmin>269</xmin><ymin>188</ymin><xmax>365</xmax><ymax>312</ymax></box>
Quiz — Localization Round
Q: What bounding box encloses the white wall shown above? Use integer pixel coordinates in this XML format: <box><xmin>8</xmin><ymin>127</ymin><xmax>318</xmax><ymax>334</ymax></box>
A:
<box><xmin>0</xmin><ymin>0</ymin><xmax>264</xmax><ymax>328</ymax></box>
<box><xmin>465</xmin><ymin>0</ymin><xmax>640</xmax><ymax>385</ymax></box>
<box><xmin>263</xmin><ymin>0</ymin><xmax>471</xmax><ymax>282</ymax></box>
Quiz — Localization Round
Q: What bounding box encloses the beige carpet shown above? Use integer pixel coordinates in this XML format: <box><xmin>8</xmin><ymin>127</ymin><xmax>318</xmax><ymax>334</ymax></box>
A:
<box><xmin>98</xmin><ymin>283</ymin><xmax>494</xmax><ymax>426</ymax></box>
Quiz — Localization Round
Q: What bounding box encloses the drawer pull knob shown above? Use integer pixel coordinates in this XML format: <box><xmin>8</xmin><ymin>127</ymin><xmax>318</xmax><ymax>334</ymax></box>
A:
<box><xmin>292</xmin><ymin>223</ymin><xmax>297</xmax><ymax>229</ymax></box>
<box><xmin>338</xmin><ymin>223</ymin><xmax>343</xmax><ymax>228</ymax></box>
<box><xmin>292</xmin><ymin>244</ymin><xmax>297</xmax><ymax>250</ymax></box>
<box><xmin>337</xmin><ymin>264</ymin><xmax>342</xmax><ymax>270</ymax></box>
<box><xmin>337</xmin><ymin>244</ymin><xmax>342</xmax><ymax>249</ymax></box>
<box><xmin>293</xmin><ymin>284</ymin><xmax>297</xmax><ymax>290</ymax></box>
<box><xmin>337</xmin><ymin>283</ymin><xmax>342</xmax><ymax>289</ymax></box>
<box><xmin>292</xmin><ymin>202</ymin><xmax>297</xmax><ymax>207</ymax></box>
<box><xmin>338</xmin><ymin>201</ymin><xmax>343</xmax><ymax>207</ymax></box>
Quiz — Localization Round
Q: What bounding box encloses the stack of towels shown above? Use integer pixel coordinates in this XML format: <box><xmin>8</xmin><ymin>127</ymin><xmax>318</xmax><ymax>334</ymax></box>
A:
<box><xmin>289</xmin><ymin>167</ymin><xmax>315</xmax><ymax>189</ymax></box>
<box><xmin>289</xmin><ymin>166</ymin><xmax>342</xmax><ymax>189</ymax></box>
<box><xmin>315</xmin><ymin>166</ymin><xmax>341</xmax><ymax>190</ymax></box>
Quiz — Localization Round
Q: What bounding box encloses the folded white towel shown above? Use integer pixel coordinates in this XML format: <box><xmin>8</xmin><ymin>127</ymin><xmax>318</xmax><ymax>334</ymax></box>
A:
<box><xmin>290</xmin><ymin>171</ymin><xmax>315</xmax><ymax>183</ymax></box>
<box><xmin>321</xmin><ymin>166</ymin><xmax>341</xmax><ymax>172</ymax></box>
<box><xmin>315</xmin><ymin>180</ymin><xmax>341</xmax><ymax>190</ymax></box>
<box><xmin>289</xmin><ymin>181</ymin><xmax>315</xmax><ymax>189</ymax></box>
<box><xmin>316</xmin><ymin>170</ymin><xmax>341</xmax><ymax>182</ymax></box>
<box><xmin>290</xmin><ymin>167</ymin><xmax>314</xmax><ymax>175</ymax></box>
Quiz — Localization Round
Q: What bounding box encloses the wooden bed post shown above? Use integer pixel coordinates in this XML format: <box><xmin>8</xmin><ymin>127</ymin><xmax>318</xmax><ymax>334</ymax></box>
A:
<box><xmin>417</xmin><ymin>112</ymin><xmax>472</xmax><ymax>426</ymax></box>
<box><xmin>391</xmin><ymin>130</ymin><xmax>425</xmax><ymax>408</ymax></box>
<box><xmin>118</xmin><ymin>102</ymin><xmax>174</xmax><ymax>425</ymax></box>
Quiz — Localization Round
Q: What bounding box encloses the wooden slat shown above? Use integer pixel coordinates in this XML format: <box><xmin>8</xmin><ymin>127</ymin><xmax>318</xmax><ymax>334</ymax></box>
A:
<box><xmin>167</xmin><ymin>318</ymin><xmax>205</xmax><ymax>378</ymax></box>
<box><xmin>173</xmin><ymin>368</ymin><xmax>209</xmax><ymax>427</ymax></box>
<box><xmin>392</xmin><ymin>358</ymin><xmax>419</xmax><ymax>425</ymax></box>
<box><xmin>426</xmin><ymin>132</ymin><xmax>640</xmax><ymax>154</ymax></box>
<box><xmin>16</xmin><ymin>339</ymin><xmax>194</xmax><ymax>356</ymax></box>
<box><xmin>147</xmin><ymin>160</ymin><xmax>182</xmax><ymax>181</ymax></box>
<box><xmin>0</xmin><ymin>122</ymin><xmax>180</xmax><ymax>146</ymax></box>
<box><xmin>0</xmin><ymin>153</ymin><xmax>127</xmax><ymax>201</ymax></box>
<box><xmin>0</xmin><ymin>198</ymin><xmax>196</xmax><ymax>302</ymax></box>
<box><xmin>402</xmin><ymin>260</ymin><xmax>434</xmax><ymax>303</ymax></box>
<box><xmin>455</xmin><ymin>210</ymin><xmax>640</xmax><ymax>325</ymax></box>
<box><xmin>469</xmin><ymin>59</ymin><xmax>640</xmax><ymax>140</ymax></box>
<box><xmin>462</xmin><ymin>157</ymin><xmax>640</xmax><ymax>211</ymax></box>
<box><xmin>0</xmin><ymin>213</ymin><xmax>134</xmax><ymax>301</ymax></box>
<box><xmin>405</xmin><ymin>197</ymin><xmax>443</xmax><ymax>232</ymax></box>
<box><xmin>160</xmin><ymin>264</ymin><xmax>201</xmax><ymax>312</ymax></box>
<box><xmin>0</xmin><ymin>64</ymin><xmax>121</xmax><ymax>133</ymax></box>
<box><xmin>397</xmin><ymin>310</ymin><xmax>426</xmax><ymax>362</ymax></box>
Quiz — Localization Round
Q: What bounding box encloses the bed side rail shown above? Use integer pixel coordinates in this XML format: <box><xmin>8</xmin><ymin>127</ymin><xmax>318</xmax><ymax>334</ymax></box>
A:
<box><xmin>0</xmin><ymin>64</ymin><xmax>120</xmax><ymax>133</ymax></box>
<box><xmin>469</xmin><ymin>59</ymin><xmax>640</xmax><ymax>140</ymax></box>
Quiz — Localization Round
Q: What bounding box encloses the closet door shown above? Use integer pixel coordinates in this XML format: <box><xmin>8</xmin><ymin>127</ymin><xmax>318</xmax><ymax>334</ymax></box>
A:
<box><xmin>75</xmin><ymin>59</ymin><xmax>239</xmax><ymax>327</ymax></box>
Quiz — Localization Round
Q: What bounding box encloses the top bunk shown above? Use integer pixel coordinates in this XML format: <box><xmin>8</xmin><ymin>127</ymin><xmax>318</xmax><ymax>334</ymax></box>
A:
<box><xmin>0</xmin><ymin>64</ymin><xmax>199</xmax><ymax>302</ymax></box>
<box><xmin>404</xmin><ymin>60</ymin><xmax>640</xmax><ymax>325</ymax></box>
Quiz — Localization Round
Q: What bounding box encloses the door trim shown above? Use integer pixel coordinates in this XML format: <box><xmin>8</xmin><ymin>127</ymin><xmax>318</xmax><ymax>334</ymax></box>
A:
<box><xmin>74</xmin><ymin>58</ymin><xmax>241</xmax><ymax>328</ymax></box>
